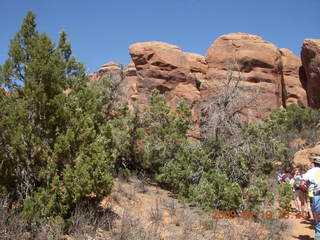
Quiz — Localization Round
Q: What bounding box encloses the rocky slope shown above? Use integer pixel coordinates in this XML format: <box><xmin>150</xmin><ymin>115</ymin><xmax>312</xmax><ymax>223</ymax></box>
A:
<box><xmin>91</xmin><ymin>33</ymin><xmax>319</xmax><ymax>123</ymax></box>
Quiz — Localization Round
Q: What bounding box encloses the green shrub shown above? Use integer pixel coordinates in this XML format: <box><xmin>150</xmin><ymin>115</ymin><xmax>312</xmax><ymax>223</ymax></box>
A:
<box><xmin>189</xmin><ymin>170</ymin><xmax>242</xmax><ymax>210</ymax></box>
<box><xmin>0</xmin><ymin>12</ymin><xmax>115</xmax><ymax>222</ymax></box>
<box><xmin>243</xmin><ymin>123</ymin><xmax>289</xmax><ymax>173</ymax></box>
<box><xmin>139</xmin><ymin>89</ymin><xmax>194</xmax><ymax>174</ymax></box>
<box><xmin>156</xmin><ymin>141</ymin><xmax>210</xmax><ymax>198</ymax></box>
<box><xmin>278</xmin><ymin>182</ymin><xmax>293</xmax><ymax>211</ymax></box>
<box><xmin>268</xmin><ymin>104</ymin><xmax>320</xmax><ymax>133</ymax></box>
<box><xmin>264</xmin><ymin>104</ymin><xmax>320</xmax><ymax>146</ymax></box>
<box><xmin>245</xmin><ymin>177</ymin><xmax>275</xmax><ymax>213</ymax></box>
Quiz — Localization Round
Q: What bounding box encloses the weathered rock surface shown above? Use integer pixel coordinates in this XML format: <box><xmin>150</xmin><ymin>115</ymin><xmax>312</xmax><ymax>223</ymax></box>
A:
<box><xmin>301</xmin><ymin>39</ymin><xmax>320</xmax><ymax>108</ymax></box>
<box><xmin>293</xmin><ymin>142</ymin><xmax>320</xmax><ymax>169</ymax></box>
<box><xmin>280</xmin><ymin>48</ymin><xmax>308</xmax><ymax>107</ymax></box>
<box><xmin>90</xmin><ymin>33</ymin><xmax>311</xmax><ymax>124</ymax></box>
<box><xmin>124</xmin><ymin>61</ymin><xmax>137</xmax><ymax>77</ymax></box>
<box><xmin>100</xmin><ymin>61</ymin><xmax>122</xmax><ymax>73</ymax></box>
<box><xmin>293</xmin><ymin>148</ymin><xmax>312</xmax><ymax>169</ymax></box>
<box><xmin>89</xmin><ymin>61</ymin><xmax>122</xmax><ymax>81</ymax></box>
<box><xmin>205</xmin><ymin>33</ymin><xmax>284</xmax><ymax>120</ymax></box>
<box><xmin>123</xmin><ymin>61</ymin><xmax>140</xmax><ymax>103</ymax></box>
<box><xmin>128</xmin><ymin>41</ymin><xmax>206</xmax><ymax>116</ymax></box>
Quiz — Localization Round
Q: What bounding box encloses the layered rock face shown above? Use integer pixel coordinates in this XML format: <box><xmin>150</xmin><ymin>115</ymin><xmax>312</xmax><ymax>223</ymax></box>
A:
<box><xmin>301</xmin><ymin>39</ymin><xmax>320</xmax><ymax>108</ymax></box>
<box><xmin>128</xmin><ymin>42</ymin><xmax>206</xmax><ymax>115</ymax></box>
<box><xmin>92</xmin><ymin>33</ymin><xmax>310</xmax><ymax>122</ymax></box>
<box><xmin>122</xmin><ymin>61</ymin><xmax>140</xmax><ymax>105</ymax></box>
<box><xmin>205</xmin><ymin>33</ymin><xmax>284</xmax><ymax>120</ymax></box>
<box><xmin>280</xmin><ymin>48</ymin><xmax>308</xmax><ymax>107</ymax></box>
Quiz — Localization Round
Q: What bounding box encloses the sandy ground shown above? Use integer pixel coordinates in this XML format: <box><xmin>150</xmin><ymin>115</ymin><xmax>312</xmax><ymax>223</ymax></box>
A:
<box><xmin>286</xmin><ymin>206</ymin><xmax>315</xmax><ymax>240</ymax></box>
<box><xmin>100</xmin><ymin>178</ymin><xmax>320</xmax><ymax>240</ymax></box>
<box><xmin>287</xmin><ymin>217</ymin><xmax>314</xmax><ymax>240</ymax></box>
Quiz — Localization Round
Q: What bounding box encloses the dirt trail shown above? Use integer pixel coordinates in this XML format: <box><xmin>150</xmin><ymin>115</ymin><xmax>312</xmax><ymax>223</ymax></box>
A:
<box><xmin>286</xmin><ymin>210</ymin><xmax>315</xmax><ymax>240</ymax></box>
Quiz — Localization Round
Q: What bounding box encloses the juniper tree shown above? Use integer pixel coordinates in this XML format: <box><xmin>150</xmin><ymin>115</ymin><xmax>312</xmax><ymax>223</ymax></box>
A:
<box><xmin>0</xmin><ymin>11</ymin><xmax>113</xmax><ymax>221</ymax></box>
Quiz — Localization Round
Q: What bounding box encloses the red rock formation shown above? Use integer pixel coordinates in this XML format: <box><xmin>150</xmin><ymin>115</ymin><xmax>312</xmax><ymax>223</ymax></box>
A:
<box><xmin>293</xmin><ymin>142</ymin><xmax>320</xmax><ymax>169</ymax></box>
<box><xmin>301</xmin><ymin>39</ymin><xmax>320</xmax><ymax>108</ymax></box>
<box><xmin>89</xmin><ymin>61</ymin><xmax>122</xmax><ymax>81</ymax></box>
<box><xmin>123</xmin><ymin>61</ymin><xmax>140</xmax><ymax>104</ymax></box>
<box><xmin>205</xmin><ymin>33</ymin><xmax>284</xmax><ymax>120</ymax></box>
<box><xmin>280</xmin><ymin>48</ymin><xmax>307</xmax><ymax>107</ymax></box>
<box><xmin>90</xmin><ymin>33</ymin><xmax>309</xmax><ymax>123</ymax></box>
<box><xmin>100</xmin><ymin>61</ymin><xmax>122</xmax><ymax>72</ymax></box>
<box><xmin>128</xmin><ymin>41</ymin><xmax>206</xmax><ymax>117</ymax></box>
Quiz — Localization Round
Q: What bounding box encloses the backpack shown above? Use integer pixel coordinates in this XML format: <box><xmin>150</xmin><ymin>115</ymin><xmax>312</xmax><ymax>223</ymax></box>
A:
<box><xmin>281</xmin><ymin>173</ymin><xmax>293</xmax><ymax>183</ymax></box>
<box><xmin>294</xmin><ymin>178</ymin><xmax>308</xmax><ymax>192</ymax></box>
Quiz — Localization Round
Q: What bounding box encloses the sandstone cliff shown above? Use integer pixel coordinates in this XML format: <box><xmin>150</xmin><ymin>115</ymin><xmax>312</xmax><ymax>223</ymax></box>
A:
<box><xmin>91</xmin><ymin>33</ymin><xmax>313</xmax><ymax>122</ymax></box>
<box><xmin>301</xmin><ymin>39</ymin><xmax>320</xmax><ymax>108</ymax></box>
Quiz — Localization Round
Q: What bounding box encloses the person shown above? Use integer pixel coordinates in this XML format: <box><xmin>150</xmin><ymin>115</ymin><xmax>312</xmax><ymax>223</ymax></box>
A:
<box><xmin>291</xmin><ymin>169</ymin><xmax>309</xmax><ymax>217</ymax></box>
<box><xmin>302</xmin><ymin>155</ymin><xmax>320</xmax><ymax>240</ymax></box>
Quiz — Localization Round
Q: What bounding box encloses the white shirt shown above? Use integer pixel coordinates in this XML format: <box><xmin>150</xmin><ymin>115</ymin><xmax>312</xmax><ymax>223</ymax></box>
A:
<box><xmin>303</xmin><ymin>167</ymin><xmax>320</xmax><ymax>184</ymax></box>
<box><xmin>302</xmin><ymin>167</ymin><xmax>320</xmax><ymax>194</ymax></box>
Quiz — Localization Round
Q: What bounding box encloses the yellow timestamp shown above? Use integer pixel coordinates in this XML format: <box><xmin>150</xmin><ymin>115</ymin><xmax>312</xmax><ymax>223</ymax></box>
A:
<box><xmin>211</xmin><ymin>210</ymin><xmax>309</xmax><ymax>219</ymax></box>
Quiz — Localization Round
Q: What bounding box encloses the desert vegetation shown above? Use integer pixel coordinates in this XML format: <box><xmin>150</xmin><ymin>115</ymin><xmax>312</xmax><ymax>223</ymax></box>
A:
<box><xmin>0</xmin><ymin>12</ymin><xmax>320</xmax><ymax>239</ymax></box>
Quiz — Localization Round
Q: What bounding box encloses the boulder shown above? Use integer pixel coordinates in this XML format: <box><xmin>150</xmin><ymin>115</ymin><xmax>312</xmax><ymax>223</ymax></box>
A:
<box><xmin>293</xmin><ymin>148</ymin><xmax>312</xmax><ymax>170</ymax></box>
<box><xmin>301</xmin><ymin>39</ymin><xmax>320</xmax><ymax>108</ymax></box>
<box><xmin>205</xmin><ymin>33</ymin><xmax>284</xmax><ymax>120</ymax></box>
<box><xmin>100</xmin><ymin>61</ymin><xmax>122</xmax><ymax>73</ymax></box>
<box><xmin>89</xmin><ymin>61</ymin><xmax>122</xmax><ymax>81</ymax></box>
<box><xmin>280</xmin><ymin>49</ymin><xmax>307</xmax><ymax>107</ymax></box>
<box><xmin>124</xmin><ymin>61</ymin><xmax>137</xmax><ymax>77</ymax></box>
<box><xmin>293</xmin><ymin>142</ymin><xmax>320</xmax><ymax>169</ymax></box>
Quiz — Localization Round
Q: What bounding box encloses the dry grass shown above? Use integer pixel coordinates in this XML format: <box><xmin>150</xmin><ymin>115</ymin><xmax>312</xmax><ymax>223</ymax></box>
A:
<box><xmin>67</xmin><ymin>201</ymin><xmax>118</xmax><ymax>239</ymax></box>
<box><xmin>0</xmin><ymin>178</ymin><xmax>289</xmax><ymax>240</ymax></box>
<box><xmin>149</xmin><ymin>200</ymin><xmax>162</xmax><ymax>225</ymax></box>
